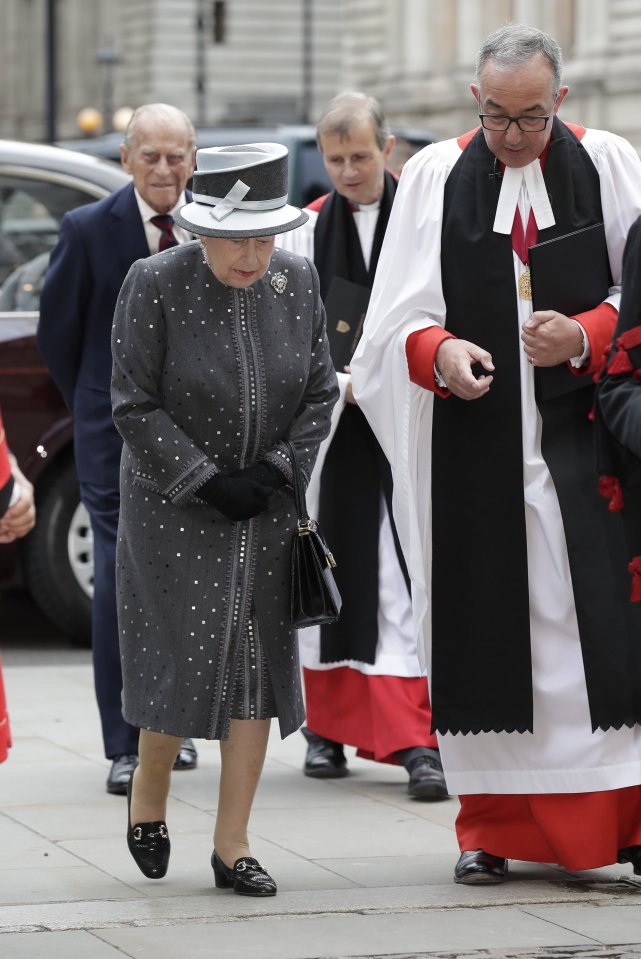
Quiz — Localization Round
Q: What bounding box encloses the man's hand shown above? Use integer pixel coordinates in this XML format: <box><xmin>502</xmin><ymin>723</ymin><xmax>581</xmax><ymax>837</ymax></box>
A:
<box><xmin>435</xmin><ymin>339</ymin><xmax>494</xmax><ymax>400</ymax></box>
<box><xmin>0</xmin><ymin>456</ymin><xmax>35</xmax><ymax>543</ymax></box>
<box><xmin>521</xmin><ymin>311</ymin><xmax>584</xmax><ymax>367</ymax></box>
<box><xmin>343</xmin><ymin>365</ymin><xmax>357</xmax><ymax>405</ymax></box>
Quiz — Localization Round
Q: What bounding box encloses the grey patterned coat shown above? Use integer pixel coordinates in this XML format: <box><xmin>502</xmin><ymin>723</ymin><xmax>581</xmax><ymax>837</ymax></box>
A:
<box><xmin>111</xmin><ymin>242</ymin><xmax>338</xmax><ymax>740</ymax></box>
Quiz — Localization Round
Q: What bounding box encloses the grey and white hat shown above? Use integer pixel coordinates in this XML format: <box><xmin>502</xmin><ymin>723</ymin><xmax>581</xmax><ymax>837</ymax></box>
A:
<box><xmin>174</xmin><ymin>142</ymin><xmax>308</xmax><ymax>238</ymax></box>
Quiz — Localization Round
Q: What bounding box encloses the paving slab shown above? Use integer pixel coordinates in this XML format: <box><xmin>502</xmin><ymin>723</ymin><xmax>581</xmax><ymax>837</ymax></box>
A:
<box><xmin>523</xmin><ymin>904</ymin><xmax>641</xmax><ymax>945</ymax></box>
<box><xmin>93</xmin><ymin>907</ymin><xmax>596</xmax><ymax>959</ymax></box>
<box><xmin>0</xmin><ymin>759</ymin><xmax>113</xmax><ymax>806</ymax></box>
<box><xmin>0</xmin><ymin>813</ymin><xmax>79</xmax><ymax>868</ymax></box>
<box><xmin>0</xmin><ymin>930</ymin><xmax>124</xmax><ymax>958</ymax></box>
<box><xmin>247</xmin><ymin>803</ymin><xmax>456</xmax><ymax>859</ymax></box>
<box><xmin>6</xmin><ymin>796</ymin><xmax>216</xmax><ymax>842</ymax></box>
<box><xmin>0</xmin><ymin>865</ymin><xmax>135</xmax><ymax>906</ymax></box>
<box><xmin>314</xmin><ymin>854</ymin><xmax>565</xmax><ymax>888</ymax></box>
<box><xmin>60</xmin><ymin>832</ymin><xmax>355</xmax><ymax>896</ymax></box>
<box><xmin>1</xmin><ymin>880</ymin><xmax>639</xmax><ymax>934</ymax></box>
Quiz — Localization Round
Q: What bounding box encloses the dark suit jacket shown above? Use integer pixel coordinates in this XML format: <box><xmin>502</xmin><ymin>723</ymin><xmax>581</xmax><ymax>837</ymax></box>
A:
<box><xmin>38</xmin><ymin>182</ymin><xmax>191</xmax><ymax>485</ymax></box>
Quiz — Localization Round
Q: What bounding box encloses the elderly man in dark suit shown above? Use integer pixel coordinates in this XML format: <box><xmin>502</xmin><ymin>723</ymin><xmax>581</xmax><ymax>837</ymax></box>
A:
<box><xmin>38</xmin><ymin>103</ymin><xmax>199</xmax><ymax>794</ymax></box>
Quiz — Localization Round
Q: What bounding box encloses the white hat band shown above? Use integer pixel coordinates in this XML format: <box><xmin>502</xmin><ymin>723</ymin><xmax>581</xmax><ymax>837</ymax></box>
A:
<box><xmin>193</xmin><ymin>178</ymin><xmax>288</xmax><ymax>223</ymax></box>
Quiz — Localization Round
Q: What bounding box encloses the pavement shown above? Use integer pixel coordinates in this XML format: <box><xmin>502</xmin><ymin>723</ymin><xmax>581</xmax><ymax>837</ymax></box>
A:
<box><xmin>1</xmin><ymin>658</ymin><xmax>641</xmax><ymax>959</ymax></box>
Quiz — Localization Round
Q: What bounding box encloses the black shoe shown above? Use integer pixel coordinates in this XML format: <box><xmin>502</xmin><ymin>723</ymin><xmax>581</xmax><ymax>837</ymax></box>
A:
<box><xmin>397</xmin><ymin>747</ymin><xmax>449</xmax><ymax>801</ymax></box>
<box><xmin>107</xmin><ymin>754</ymin><xmax>138</xmax><ymax>796</ymax></box>
<box><xmin>301</xmin><ymin>726</ymin><xmax>348</xmax><ymax>779</ymax></box>
<box><xmin>211</xmin><ymin>851</ymin><xmax>277</xmax><ymax>896</ymax></box>
<box><xmin>173</xmin><ymin>737</ymin><xmax>198</xmax><ymax>770</ymax></box>
<box><xmin>454</xmin><ymin>849</ymin><xmax>508</xmax><ymax>884</ymax></box>
<box><xmin>617</xmin><ymin>845</ymin><xmax>641</xmax><ymax>874</ymax></box>
<box><xmin>126</xmin><ymin>771</ymin><xmax>170</xmax><ymax>879</ymax></box>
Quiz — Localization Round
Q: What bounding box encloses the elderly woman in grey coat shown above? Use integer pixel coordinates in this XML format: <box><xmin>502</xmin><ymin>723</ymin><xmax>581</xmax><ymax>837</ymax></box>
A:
<box><xmin>111</xmin><ymin>143</ymin><xmax>338</xmax><ymax>895</ymax></box>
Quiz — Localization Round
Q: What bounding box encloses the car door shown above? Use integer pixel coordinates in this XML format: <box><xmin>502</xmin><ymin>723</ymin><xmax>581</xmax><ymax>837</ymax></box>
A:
<box><xmin>0</xmin><ymin>160</ymin><xmax>116</xmax><ymax>640</ymax></box>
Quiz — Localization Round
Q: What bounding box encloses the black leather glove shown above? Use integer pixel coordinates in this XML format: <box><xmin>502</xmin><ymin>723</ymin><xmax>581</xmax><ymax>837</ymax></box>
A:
<box><xmin>226</xmin><ymin>460</ymin><xmax>287</xmax><ymax>491</ymax></box>
<box><xmin>195</xmin><ymin>472</ymin><xmax>273</xmax><ymax>521</ymax></box>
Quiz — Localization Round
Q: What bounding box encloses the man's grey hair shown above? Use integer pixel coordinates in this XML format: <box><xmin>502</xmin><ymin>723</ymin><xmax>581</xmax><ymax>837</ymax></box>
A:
<box><xmin>123</xmin><ymin>103</ymin><xmax>196</xmax><ymax>152</ymax></box>
<box><xmin>316</xmin><ymin>92</ymin><xmax>391</xmax><ymax>152</ymax></box>
<box><xmin>476</xmin><ymin>24</ymin><xmax>563</xmax><ymax>92</ymax></box>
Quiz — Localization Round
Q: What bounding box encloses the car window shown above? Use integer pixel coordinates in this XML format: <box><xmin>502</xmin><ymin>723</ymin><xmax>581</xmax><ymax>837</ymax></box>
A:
<box><xmin>0</xmin><ymin>173</ymin><xmax>96</xmax><ymax>310</ymax></box>
<box><xmin>298</xmin><ymin>142</ymin><xmax>331</xmax><ymax>206</ymax></box>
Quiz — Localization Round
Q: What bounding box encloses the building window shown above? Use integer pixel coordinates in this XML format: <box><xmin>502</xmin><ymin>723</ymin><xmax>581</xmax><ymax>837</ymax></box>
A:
<box><xmin>213</xmin><ymin>1</ymin><xmax>226</xmax><ymax>44</ymax></box>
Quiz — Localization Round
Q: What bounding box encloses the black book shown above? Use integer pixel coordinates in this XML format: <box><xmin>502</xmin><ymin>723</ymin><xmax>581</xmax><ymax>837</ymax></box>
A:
<box><xmin>529</xmin><ymin>222</ymin><xmax>611</xmax><ymax>400</ymax></box>
<box><xmin>323</xmin><ymin>276</ymin><xmax>371</xmax><ymax>371</ymax></box>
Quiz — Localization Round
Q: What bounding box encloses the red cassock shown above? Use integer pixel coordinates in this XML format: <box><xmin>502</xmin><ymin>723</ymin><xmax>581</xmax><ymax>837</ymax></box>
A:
<box><xmin>0</xmin><ymin>410</ymin><xmax>13</xmax><ymax>763</ymax></box>
<box><xmin>456</xmin><ymin>791</ymin><xmax>641</xmax><ymax>871</ymax></box>
<box><xmin>304</xmin><ymin>668</ymin><xmax>437</xmax><ymax>763</ymax></box>
<box><xmin>0</xmin><ymin>657</ymin><xmax>10</xmax><ymax>763</ymax></box>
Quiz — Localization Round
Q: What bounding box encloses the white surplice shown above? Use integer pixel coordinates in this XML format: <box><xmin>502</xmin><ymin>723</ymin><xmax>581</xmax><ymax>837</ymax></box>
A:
<box><xmin>352</xmin><ymin>128</ymin><xmax>641</xmax><ymax>793</ymax></box>
<box><xmin>278</xmin><ymin>202</ymin><xmax>423</xmax><ymax>678</ymax></box>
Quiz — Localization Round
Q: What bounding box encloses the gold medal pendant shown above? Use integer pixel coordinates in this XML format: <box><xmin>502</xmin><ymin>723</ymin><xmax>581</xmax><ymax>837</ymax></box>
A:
<box><xmin>518</xmin><ymin>269</ymin><xmax>532</xmax><ymax>301</ymax></box>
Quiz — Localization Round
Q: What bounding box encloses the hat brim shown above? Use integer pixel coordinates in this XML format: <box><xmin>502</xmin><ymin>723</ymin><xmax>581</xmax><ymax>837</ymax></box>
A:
<box><xmin>174</xmin><ymin>202</ymin><xmax>308</xmax><ymax>238</ymax></box>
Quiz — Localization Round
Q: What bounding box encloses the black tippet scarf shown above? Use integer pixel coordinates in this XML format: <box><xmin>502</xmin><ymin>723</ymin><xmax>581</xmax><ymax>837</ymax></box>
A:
<box><xmin>314</xmin><ymin>170</ymin><xmax>397</xmax><ymax>300</ymax></box>
<box><xmin>314</xmin><ymin>171</ymin><xmax>406</xmax><ymax>664</ymax></box>
<box><xmin>430</xmin><ymin>119</ymin><xmax>641</xmax><ymax>735</ymax></box>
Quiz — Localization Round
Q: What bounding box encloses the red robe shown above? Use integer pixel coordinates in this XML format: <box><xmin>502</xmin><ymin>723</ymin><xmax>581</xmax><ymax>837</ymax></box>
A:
<box><xmin>0</xmin><ymin>411</ymin><xmax>12</xmax><ymax>763</ymax></box>
<box><xmin>0</xmin><ymin>658</ymin><xmax>10</xmax><ymax>763</ymax></box>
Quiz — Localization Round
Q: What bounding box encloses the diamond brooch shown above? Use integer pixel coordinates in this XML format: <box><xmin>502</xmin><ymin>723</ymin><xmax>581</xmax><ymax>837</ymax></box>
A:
<box><xmin>271</xmin><ymin>272</ymin><xmax>287</xmax><ymax>294</ymax></box>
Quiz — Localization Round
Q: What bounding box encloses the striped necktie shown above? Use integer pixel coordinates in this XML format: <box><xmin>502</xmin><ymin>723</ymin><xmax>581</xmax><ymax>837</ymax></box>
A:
<box><xmin>150</xmin><ymin>214</ymin><xmax>178</xmax><ymax>252</ymax></box>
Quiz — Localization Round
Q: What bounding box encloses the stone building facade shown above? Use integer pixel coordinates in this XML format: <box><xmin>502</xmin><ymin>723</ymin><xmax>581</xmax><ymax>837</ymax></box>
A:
<box><xmin>351</xmin><ymin>0</ymin><xmax>641</xmax><ymax>151</ymax></box>
<box><xmin>1</xmin><ymin>0</ymin><xmax>641</xmax><ymax>150</ymax></box>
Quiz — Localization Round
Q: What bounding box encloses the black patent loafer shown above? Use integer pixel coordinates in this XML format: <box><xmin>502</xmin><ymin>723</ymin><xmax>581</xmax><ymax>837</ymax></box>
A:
<box><xmin>402</xmin><ymin>748</ymin><xmax>449</xmax><ymax>802</ymax></box>
<box><xmin>211</xmin><ymin>851</ymin><xmax>277</xmax><ymax>896</ymax></box>
<box><xmin>618</xmin><ymin>845</ymin><xmax>641</xmax><ymax>874</ymax></box>
<box><xmin>301</xmin><ymin>726</ymin><xmax>348</xmax><ymax>779</ymax></box>
<box><xmin>173</xmin><ymin>737</ymin><xmax>198</xmax><ymax>770</ymax></box>
<box><xmin>107</xmin><ymin>753</ymin><xmax>138</xmax><ymax>795</ymax></box>
<box><xmin>454</xmin><ymin>849</ymin><xmax>508</xmax><ymax>884</ymax></box>
<box><xmin>126</xmin><ymin>773</ymin><xmax>170</xmax><ymax>879</ymax></box>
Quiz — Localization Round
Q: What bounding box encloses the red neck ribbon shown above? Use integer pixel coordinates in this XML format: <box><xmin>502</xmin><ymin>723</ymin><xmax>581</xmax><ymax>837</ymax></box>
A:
<box><xmin>505</xmin><ymin>137</ymin><xmax>551</xmax><ymax>266</ymax></box>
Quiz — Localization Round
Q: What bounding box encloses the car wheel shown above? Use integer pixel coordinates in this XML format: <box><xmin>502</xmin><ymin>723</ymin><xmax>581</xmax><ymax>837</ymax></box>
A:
<box><xmin>22</xmin><ymin>456</ymin><xmax>93</xmax><ymax>643</ymax></box>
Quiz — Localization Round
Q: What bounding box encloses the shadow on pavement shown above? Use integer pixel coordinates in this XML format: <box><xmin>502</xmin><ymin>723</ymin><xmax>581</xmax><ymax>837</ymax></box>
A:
<box><xmin>0</xmin><ymin>587</ymin><xmax>90</xmax><ymax>665</ymax></box>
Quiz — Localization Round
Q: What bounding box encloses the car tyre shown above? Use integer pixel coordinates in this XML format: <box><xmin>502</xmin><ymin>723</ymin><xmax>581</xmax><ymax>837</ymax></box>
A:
<box><xmin>22</xmin><ymin>456</ymin><xmax>93</xmax><ymax>643</ymax></box>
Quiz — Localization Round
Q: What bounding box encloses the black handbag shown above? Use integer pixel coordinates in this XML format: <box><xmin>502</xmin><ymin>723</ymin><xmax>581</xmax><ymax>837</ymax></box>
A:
<box><xmin>285</xmin><ymin>441</ymin><xmax>342</xmax><ymax>628</ymax></box>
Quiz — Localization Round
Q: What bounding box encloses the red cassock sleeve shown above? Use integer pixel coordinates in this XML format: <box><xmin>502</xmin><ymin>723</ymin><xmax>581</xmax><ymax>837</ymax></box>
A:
<box><xmin>405</xmin><ymin>327</ymin><xmax>455</xmax><ymax>397</ymax></box>
<box><xmin>405</xmin><ymin>306</ymin><xmax>616</xmax><ymax>391</ymax></box>
<box><xmin>570</xmin><ymin>302</ymin><xmax>618</xmax><ymax>378</ymax></box>
<box><xmin>0</xmin><ymin>412</ymin><xmax>11</xmax><ymax>492</ymax></box>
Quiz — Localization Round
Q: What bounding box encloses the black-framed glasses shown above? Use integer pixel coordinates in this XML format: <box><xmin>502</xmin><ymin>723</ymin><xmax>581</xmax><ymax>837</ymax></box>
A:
<box><xmin>479</xmin><ymin>113</ymin><xmax>552</xmax><ymax>133</ymax></box>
